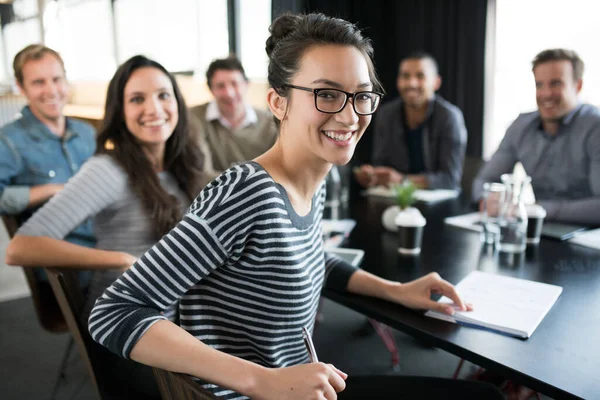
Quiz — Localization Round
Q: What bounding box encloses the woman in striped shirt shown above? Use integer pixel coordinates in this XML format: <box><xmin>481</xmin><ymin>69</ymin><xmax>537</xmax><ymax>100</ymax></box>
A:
<box><xmin>6</xmin><ymin>55</ymin><xmax>206</xmax><ymax>397</ymax></box>
<box><xmin>88</xmin><ymin>14</ymin><xmax>499</xmax><ymax>400</ymax></box>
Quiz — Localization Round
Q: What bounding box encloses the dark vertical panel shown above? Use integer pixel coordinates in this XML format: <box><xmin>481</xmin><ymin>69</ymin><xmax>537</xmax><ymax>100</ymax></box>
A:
<box><xmin>272</xmin><ymin>0</ymin><xmax>308</xmax><ymax>19</ymax></box>
<box><xmin>0</xmin><ymin>4</ymin><xmax>15</xmax><ymax>28</ymax></box>
<box><xmin>227</xmin><ymin>0</ymin><xmax>239</xmax><ymax>56</ymax></box>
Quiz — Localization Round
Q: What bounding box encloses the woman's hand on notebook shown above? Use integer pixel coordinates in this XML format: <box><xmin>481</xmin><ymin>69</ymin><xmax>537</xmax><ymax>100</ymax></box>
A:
<box><xmin>390</xmin><ymin>272</ymin><xmax>473</xmax><ymax>315</ymax></box>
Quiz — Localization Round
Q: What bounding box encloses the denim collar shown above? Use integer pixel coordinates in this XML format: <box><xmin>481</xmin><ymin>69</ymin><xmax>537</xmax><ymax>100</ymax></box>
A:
<box><xmin>19</xmin><ymin>106</ymin><xmax>77</xmax><ymax>141</ymax></box>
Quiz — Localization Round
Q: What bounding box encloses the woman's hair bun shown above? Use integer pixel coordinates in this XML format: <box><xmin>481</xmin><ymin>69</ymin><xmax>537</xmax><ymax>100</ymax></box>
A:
<box><xmin>266</xmin><ymin>13</ymin><xmax>300</xmax><ymax>58</ymax></box>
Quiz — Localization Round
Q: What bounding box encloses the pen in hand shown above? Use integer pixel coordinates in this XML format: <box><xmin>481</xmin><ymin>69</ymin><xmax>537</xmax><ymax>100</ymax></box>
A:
<box><xmin>303</xmin><ymin>327</ymin><xmax>350</xmax><ymax>386</ymax></box>
<box><xmin>302</xmin><ymin>326</ymin><xmax>319</xmax><ymax>363</ymax></box>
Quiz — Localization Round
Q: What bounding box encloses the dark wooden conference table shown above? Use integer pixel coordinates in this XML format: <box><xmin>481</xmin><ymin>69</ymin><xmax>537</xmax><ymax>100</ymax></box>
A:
<box><xmin>323</xmin><ymin>194</ymin><xmax>600</xmax><ymax>400</ymax></box>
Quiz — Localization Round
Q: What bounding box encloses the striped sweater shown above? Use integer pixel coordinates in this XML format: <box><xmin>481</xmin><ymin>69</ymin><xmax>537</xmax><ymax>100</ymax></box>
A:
<box><xmin>88</xmin><ymin>161</ymin><xmax>357</xmax><ymax>399</ymax></box>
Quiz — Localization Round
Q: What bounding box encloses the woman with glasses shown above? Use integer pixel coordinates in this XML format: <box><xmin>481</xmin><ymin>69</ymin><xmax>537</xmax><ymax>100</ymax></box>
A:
<box><xmin>89</xmin><ymin>13</ymin><xmax>502</xmax><ymax>400</ymax></box>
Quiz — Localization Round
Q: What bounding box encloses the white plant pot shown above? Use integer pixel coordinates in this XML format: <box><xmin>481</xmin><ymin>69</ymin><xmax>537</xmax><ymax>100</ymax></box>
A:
<box><xmin>395</xmin><ymin>207</ymin><xmax>427</xmax><ymax>255</ymax></box>
<box><xmin>381</xmin><ymin>205</ymin><xmax>402</xmax><ymax>232</ymax></box>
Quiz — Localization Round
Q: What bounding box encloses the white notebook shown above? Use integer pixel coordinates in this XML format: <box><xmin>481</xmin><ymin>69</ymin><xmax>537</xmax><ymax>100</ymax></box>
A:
<box><xmin>425</xmin><ymin>271</ymin><xmax>563</xmax><ymax>339</ymax></box>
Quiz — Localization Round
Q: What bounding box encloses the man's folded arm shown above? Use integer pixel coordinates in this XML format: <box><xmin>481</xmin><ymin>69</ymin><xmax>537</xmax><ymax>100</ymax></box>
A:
<box><xmin>537</xmin><ymin>198</ymin><xmax>600</xmax><ymax>225</ymax></box>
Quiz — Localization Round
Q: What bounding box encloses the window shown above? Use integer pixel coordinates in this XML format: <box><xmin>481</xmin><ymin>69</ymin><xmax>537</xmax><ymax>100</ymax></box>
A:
<box><xmin>44</xmin><ymin>0</ymin><xmax>116</xmax><ymax>80</ymax></box>
<box><xmin>115</xmin><ymin>0</ymin><xmax>231</xmax><ymax>77</ymax></box>
<box><xmin>195</xmin><ymin>0</ymin><xmax>229</xmax><ymax>77</ymax></box>
<box><xmin>485</xmin><ymin>0</ymin><xmax>600</xmax><ymax>159</ymax></box>
<box><xmin>115</xmin><ymin>0</ymin><xmax>198</xmax><ymax>72</ymax></box>
<box><xmin>0</xmin><ymin>1</ymin><xmax>39</xmax><ymax>83</ymax></box>
<box><xmin>11</xmin><ymin>0</ymin><xmax>39</xmax><ymax>19</ymax></box>
<box><xmin>3</xmin><ymin>19</ymin><xmax>42</xmax><ymax>71</ymax></box>
<box><xmin>239</xmin><ymin>0</ymin><xmax>270</xmax><ymax>80</ymax></box>
<box><xmin>0</xmin><ymin>0</ymin><xmax>266</xmax><ymax>83</ymax></box>
<box><xmin>0</xmin><ymin>28</ymin><xmax>8</xmax><ymax>83</ymax></box>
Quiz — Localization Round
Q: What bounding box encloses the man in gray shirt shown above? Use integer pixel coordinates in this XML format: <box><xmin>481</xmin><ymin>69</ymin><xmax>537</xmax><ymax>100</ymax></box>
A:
<box><xmin>355</xmin><ymin>51</ymin><xmax>467</xmax><ymax>190</ymax></box>
<box><xmin>472</xmin><ymin>49</ymin><xmax>600</xmax><ymax>225</ymax></box>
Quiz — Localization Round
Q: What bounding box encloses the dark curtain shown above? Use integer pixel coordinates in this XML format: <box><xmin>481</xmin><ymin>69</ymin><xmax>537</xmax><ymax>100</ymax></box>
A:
<box><xmin>272</xmin><ymin>0</ymin><xmax>488</xmax><ymax>161</ymax></box>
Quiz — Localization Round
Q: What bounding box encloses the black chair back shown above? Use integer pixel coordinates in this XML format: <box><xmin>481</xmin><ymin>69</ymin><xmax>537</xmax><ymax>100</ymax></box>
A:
<box><xmin>46</xmin><ymin>268</ymin><xmax>103</xmax><ymax>398</ymax></box>
<box><xmin>2</xmin><ymin>215</ymin><xmax>68</xmax><ymax>333</ymax></box>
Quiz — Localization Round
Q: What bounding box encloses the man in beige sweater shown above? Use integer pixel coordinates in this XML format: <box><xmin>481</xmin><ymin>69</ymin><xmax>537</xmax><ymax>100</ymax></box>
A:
<box><xmin>190</xmin><ymin>57</ymin><xmax>277</xmax><ymax>177</ymax></box>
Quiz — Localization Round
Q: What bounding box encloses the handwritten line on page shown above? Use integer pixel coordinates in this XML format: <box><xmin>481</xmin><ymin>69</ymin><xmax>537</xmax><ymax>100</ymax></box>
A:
<box><xmin>425</xmin><ymin>271</ymin><xmax>562</xmax><ymax>339</ymax></box>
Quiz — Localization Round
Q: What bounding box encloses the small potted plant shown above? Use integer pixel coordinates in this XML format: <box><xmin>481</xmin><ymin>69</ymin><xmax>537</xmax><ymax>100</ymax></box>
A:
<box><xmin>381</xmin><ymin>181</ymin><xmax>417</xmax><ymax>231</ymax></box>
<box><xmin>395</xmin><ymin>181</ymin><xmax>417</xmax><ymax>210</ymax></box>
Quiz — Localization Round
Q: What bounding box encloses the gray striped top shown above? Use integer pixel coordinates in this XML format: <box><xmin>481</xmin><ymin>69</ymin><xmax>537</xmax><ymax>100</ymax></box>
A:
<box><xmin>17</xmin><ymin>154</ymin><xmax>189</xmax><ymax>317</ymax></box>
<box><xmin>88</xmin><ymin>162</ymin><xmax>357</xmax><ymax>399</ymax></box>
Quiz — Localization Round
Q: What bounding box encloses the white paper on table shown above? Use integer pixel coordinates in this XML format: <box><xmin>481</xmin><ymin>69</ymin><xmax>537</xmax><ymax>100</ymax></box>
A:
<box><xmin>425</xmin><ymin>271</ymin><xmax>563</xmax><ymax>338</ymax></box>
<box><xmin>365</xmin><ymin>186</ymin><xmax>396</xmax><ymax>198</ymax></box>
<box><xmin>444</xmin><ymin>212</ymin><xmax>483</xmax><ymax>233</ymax></box>
<box><xmin>414</xmin><ymin>189</ymin><xmax>460</xmax><ymax>203</ymax></box>
<box><xmin>569</xmin><ymin>228</ymin><xmax>600</xmax><ymax>251</ymax></box>
<box><xmin>366</xmin><ymin>186</ymin><xmax>459</xmax><ymax>204</ymax></box>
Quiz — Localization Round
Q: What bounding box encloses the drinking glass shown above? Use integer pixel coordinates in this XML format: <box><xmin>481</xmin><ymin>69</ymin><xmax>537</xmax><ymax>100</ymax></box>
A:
<box><xmin>497</xmin><ymin>174</ymin><xmax>531</xmax><ymax>253</ymax></box>
<box><xmin>480</xmin><ymin>182</ymin><xmax>506</xmax><ymax>245</ymax></box>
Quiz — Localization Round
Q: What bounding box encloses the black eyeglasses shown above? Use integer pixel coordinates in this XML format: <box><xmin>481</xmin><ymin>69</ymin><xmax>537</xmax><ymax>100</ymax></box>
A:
<box><xmin>281</xmin><ymin>84</ymin><xmax>383</xmax><ymax>115</ymax></box>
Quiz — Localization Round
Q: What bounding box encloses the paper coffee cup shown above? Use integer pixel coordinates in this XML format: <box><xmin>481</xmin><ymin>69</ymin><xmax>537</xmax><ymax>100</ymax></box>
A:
<box><xmin>395</xmin><ymin>208</ymin><xmax>426</xmax><ymax>255</ymax></box>
<box><xmin>526</xmin><ymin>204</ymin><xmax>546</xmax><ymax>244</ymax></box>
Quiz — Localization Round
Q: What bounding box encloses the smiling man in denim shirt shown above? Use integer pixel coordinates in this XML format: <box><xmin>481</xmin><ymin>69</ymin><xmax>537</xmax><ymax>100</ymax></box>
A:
<box><xmin>0</xmin><ymin>45</ymin><xmax>96</xmax><ymax>277</ymax></box>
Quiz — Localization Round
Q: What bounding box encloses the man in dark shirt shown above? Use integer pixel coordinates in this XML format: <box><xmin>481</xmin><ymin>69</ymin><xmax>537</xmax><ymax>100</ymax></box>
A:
<box><xmin>355</xmin><ymin>51</ymin><xmax>467</xmax><ymax>190</ymax></box>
